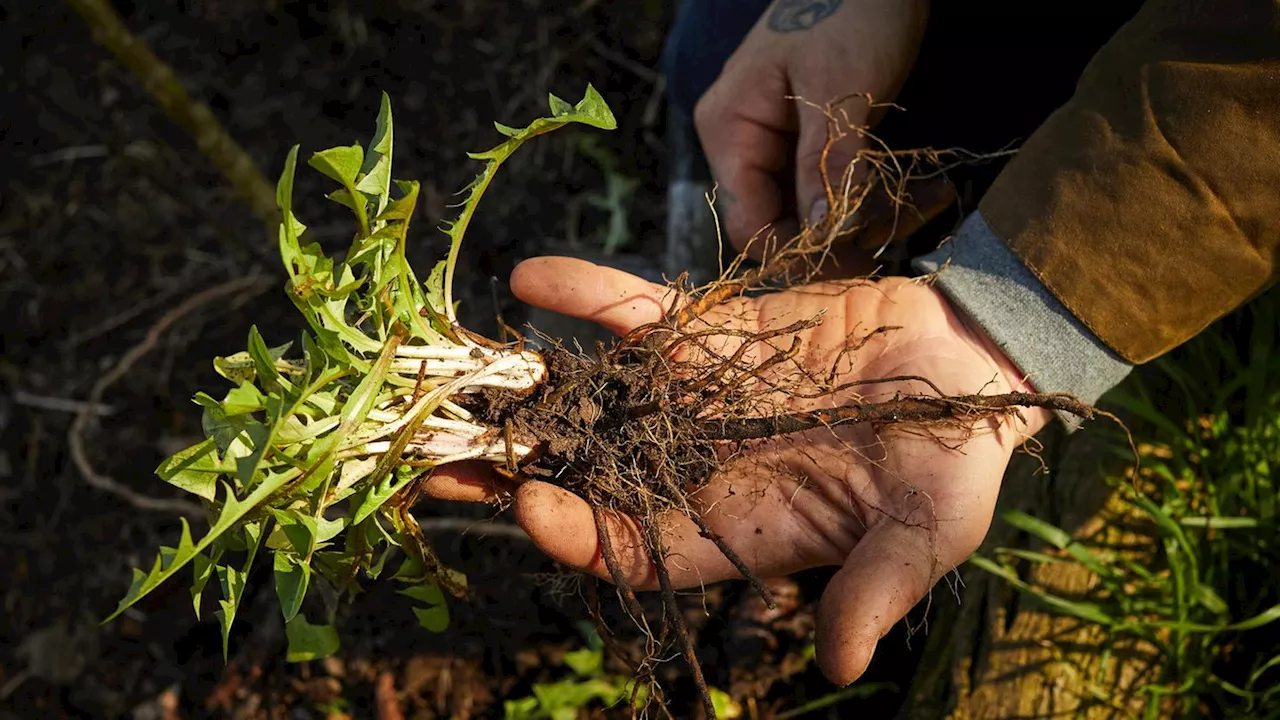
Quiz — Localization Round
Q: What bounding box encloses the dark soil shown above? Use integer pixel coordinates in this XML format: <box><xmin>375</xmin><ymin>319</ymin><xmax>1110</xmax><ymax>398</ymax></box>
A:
<box><xmin>0</xmin><ymin>2</ymin><xmax>918</xmax><ymax>718</ymax></box>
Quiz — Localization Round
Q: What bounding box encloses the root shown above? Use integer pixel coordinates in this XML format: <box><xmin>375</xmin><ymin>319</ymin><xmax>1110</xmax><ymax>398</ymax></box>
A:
<box><xmin>645</xmin><ymin>521</ymin><xmax>715</xmax><ymax>720</ymax></box>
<box><xmin>696</xmin><ymin>391</ymin><xmax>1101</xmax><ymax>441</ymax></box>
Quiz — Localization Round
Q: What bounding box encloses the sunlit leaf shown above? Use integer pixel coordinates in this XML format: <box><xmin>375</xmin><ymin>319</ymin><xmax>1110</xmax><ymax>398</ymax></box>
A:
<box><xmin>156</xmin><ymin>438</ymin><xmax>222</xmax><ymax>501</ymax></box>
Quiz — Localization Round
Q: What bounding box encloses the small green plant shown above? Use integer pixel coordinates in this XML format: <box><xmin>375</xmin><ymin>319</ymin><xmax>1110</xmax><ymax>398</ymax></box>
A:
<box><xmin>106</xmin><ymin>87</ymin><xmax>617</xmax><ymax>659</ymax></box>
<box><xmin>971</xmin><ymin>293</ymin><xmax>1280</xmax><ymax>719</ymax></box>
<box><xmin>503</xmin><ymin>626</ymin><xmax>648</xmax><ymax>720</ymax></box>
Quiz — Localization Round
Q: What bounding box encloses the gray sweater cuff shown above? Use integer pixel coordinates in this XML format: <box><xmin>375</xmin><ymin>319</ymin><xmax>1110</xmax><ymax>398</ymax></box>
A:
<box><xmin>912</xmin><ymin>212</ymin><xmax>1132</xmax><ymax>429</ymax></box>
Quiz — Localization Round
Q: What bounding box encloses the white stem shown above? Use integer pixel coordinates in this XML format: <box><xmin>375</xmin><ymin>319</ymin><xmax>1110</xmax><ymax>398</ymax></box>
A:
<box><xmin>347</xmin><ymin>351</ymin><xmax>536</xmax><ymax>451</ymax></box>
<box><xmin>390</xmin><ymin>346</ymin><xmax>546</xmax><ymax>392</ymax></box>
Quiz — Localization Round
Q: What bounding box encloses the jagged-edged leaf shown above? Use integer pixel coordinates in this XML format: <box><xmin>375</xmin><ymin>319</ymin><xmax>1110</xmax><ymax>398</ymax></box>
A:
<box><xmin>316</xmin><ymin>515</ymin><xmax>345</xmax><ymax>544</ymax></box>
<box><xmin>276</xmin><ymin>148</ymin><xmax>379</xmax><ymax>357</ymax></box>
<box><xmin>222</xmin><ymin>382</ymin><xmax>266</xmax><ymax>416</ymax></box>
<box><xmin>440</xmin><ymin>85</ymin><xmax>616</xmax><ymax>322</ymax></box>
<box><xmin>234</xmin><ymin>414</ymin><xmax>274</xmax><ymax>488</ymax></box>
<box><xmin>424</xmin><ymin>260</ymin><xmax>448</xmax><ymax>320</ymax></box>
<box><xmin>196</xmin><ymin>392</ymin><xmax>257</xmax><ymax>456</ymax></box>
<box><xmin>247</xmin><ymin>326</ymin><xmax>291</xmax><ymax>394</ymax></box>
<box><xmin>105</xmin><ymin>469</ymin><xmax>299</xmax><ymax>623</ymax></box>
<box><xmin>274</xmin><ymin>509</ymin><xmax>319</xmax><ymax>557</ymax></box>
<box><xmin>350</xmin><ymin>463</ymin><xmax>421</xmax><ymax>527</ymax></box>
<box><xmin>398</xmin><ymin>583</ymin><xmax>449</xmax><ymax>632</ymax></box>
<box><xmin>355</xmin><ymin>92</ymin><xmax>393</xmax><ymax>211</ymax></box>
<box><xmin>274</xmin><ymin>551</ymin><xmax>310</xmax><ymax>623</ymax></box>
<box><xmin>156</xmin><ymin>438</ymin><xmax>222</xmax><ymax>501</ymax></box>
<box><xmin>308</xmin><ymin>144</ymin><xmax>364</xmax><ymax>186</ymax></box>
<box><xmin>213</xmin><ymin>347</ymin><xmax>302</xmax><ymax>386</ymax></box>
<box><xmin>214</xmin><ymin>520</ymin><xmax>265</xmax><ymax>660</ymax></box>
<box><xmin>285</xmin><ymin>615</ymin><xmax>340</xmax><ymax>662</ymax></box>
<box><xmin>190</xmin><ymin>548</ymin><xmax>222</xmax><ymax>620</ymax></box>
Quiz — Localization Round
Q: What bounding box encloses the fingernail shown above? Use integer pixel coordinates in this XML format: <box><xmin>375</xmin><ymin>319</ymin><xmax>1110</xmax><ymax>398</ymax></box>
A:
<box><xmin>808</xmin><ymin>199</ymin><xmax>828</xmax><ymax>227</ymax></box>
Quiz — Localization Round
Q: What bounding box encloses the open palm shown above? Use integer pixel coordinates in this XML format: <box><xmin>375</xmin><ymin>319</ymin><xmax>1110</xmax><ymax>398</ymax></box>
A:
<box><xmin>429</xmin><ymin>256</ymin><xmax>1050</xmax><ymax>685</ymax></box>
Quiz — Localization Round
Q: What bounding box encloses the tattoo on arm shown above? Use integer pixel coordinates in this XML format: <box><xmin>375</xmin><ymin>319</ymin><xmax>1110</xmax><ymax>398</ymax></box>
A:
<box><xmin>767</xmin><ymin>0</ymin><xmax>844</xmax><ymax>33</ymax></box>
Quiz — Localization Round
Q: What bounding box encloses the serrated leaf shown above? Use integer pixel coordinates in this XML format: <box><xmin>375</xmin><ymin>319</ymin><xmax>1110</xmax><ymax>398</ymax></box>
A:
<box><xmin>274</xmin><ymin>551</ymin><xmax>311</xmax><ymax>623</ymax></box>
<box><xmin>213</xmin><ymin>347</ymin><xmax>302</xmax><ymax>386</ymax></box>
<box><xmin>106</xmin><ymin>470</ymin><xmax>300</xmax><ymax>624</ymax></box>
<box><xmin>315</xmin><ymin>515</ymin><xmax>345</xmax><ymax>544</ymax></box>
<box><xmin>355</xmin><ymin>93</ymin><xmax>393</xmax><ymax>211</ymax></box>
<box><xmin>548</xmin><ymin>93</ymin><xmax>574</xmax><ymax>116</ymax></box>
<box><xmin>222</xmin><ymin>382</ymin><xmax>266</xmax><ymax>416</ymax></box>
<box><xmin>399</xmin><ymin>583</ymin><xmax>449</xmax><ymax>632</ymax></box>
<box><xmin>247</xmin><ymin>326</ymin><xmax>289</xmax><ymax>394</ymax></box>
<box><xmin>214</xmin><ymin>520</ymin><xmax>264</xmax><ymax>660</ymax></box>
<box><xmin>234</xmin><ymin>416</ymin><xmax>274</xmax><ymax>488</ymax></box>
<box><xmin>156</xmin><ymin>438</ymin><xmax>222</xmax><ymax>501</ymax></box>
<box><xmin>274</xmin><ymin>509</ymin><xmax>319</xmax><ymax>557</ymax></box>
<box><xmin>285</xmin><ymin>615</ymin><xmax>340</xmax><ymax>662</ymax></box>
<box><xmin>494</xmin><ymin>121</ymin><xmax>521</xmax><ymax>137</ymax></box>
<box><xmin>440</xmin><ymin>85</ymin><xmax>616</xmax><ymax>324</ymax></box>
<box><xmin>196</xmin><ymin>392</ymin><xmax>257</xmax><ymax>455</ymax></box>
<box><xmin>190</xmin><ymin>549</ymin><xmax>221</xmax><ymax>620</ymax></box>
<box><xmin>308</xmin><ymin>145</ymin><xmax>365</xmax><ymax>186</ymax></box>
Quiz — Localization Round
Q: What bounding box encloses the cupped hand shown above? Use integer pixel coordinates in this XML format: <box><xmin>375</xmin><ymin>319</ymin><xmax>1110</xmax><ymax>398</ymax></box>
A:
<box><xmin>695</xmin><ymin>0</ymin><xmax>929</xmax><ymax>256</ymax></box>
<box><xmin>428</xmin><ymin>256</ymin><xmax>1050</xmax><ymax>686</ymax></box>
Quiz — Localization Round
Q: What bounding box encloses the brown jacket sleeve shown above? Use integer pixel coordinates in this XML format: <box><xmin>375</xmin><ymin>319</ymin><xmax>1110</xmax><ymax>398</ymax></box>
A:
<box><xmin>978</xmin><ymin>0</ymin><xmax>1280</xmax><ymax>363</ymax></box>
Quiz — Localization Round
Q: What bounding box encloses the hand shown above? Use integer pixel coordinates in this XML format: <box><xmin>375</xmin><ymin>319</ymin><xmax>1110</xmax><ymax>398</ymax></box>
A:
<box><xmin>429</xmin><ymin>256</ymin><xmax>1051</xmax><ymax>686</ymax></box>
<box><xmin>695</xmin><ymin>0</ymin><xmax>929</xmax><ymax>258</ymax></box>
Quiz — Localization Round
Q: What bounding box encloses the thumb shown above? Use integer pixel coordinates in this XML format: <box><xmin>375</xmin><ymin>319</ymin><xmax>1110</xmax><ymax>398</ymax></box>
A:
<box><xmin>813</xmin><ymin>519</ymin><xmax>946</xmax><ymax>686</ymax></box>
<box><xmin>793</xmin><ymin>99</ymin><xmax>867</xmax><ymax>231</ymax></box>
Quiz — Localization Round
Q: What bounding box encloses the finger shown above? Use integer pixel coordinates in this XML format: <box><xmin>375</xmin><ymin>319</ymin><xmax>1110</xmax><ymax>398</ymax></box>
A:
<box><xmin>510</xmin><ymin>256</ymin><xmax>678</xmax><ymax>337</ymax></box>
<box><xmin>813</xmin><ymin>513</ymin><xmax>981</xmax><ymax>686</ymax></box>
<box><xmin>695</xmin><ymin>70</ymin><xmax>793</xmax><ymax>256</ymax></box>
<box><xmin>422</xmin><ymin>462</ymin><xmax>515</xmax><ymax>503</ymax></box>
<box><xmin>510</xmin><ymin>480</ymin><xmax>736</xmax><ymax>590</ymax></box>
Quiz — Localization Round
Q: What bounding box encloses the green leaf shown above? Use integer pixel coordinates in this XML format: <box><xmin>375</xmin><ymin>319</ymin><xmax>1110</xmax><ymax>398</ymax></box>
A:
<box><xmin>398</xmin><ymin>582</ymin><xmax>450</xmax><ymax>632</ymax></box>
<box><xmin>222</xmin><ymin>382</ymin><xmax>266</xmax><ymax>416</ymax></box>
<box><xmin>234</xmin><ymin>414</ymin><xmax>274</xmax><ymax>488</ymax></box>
<box><xmin>1194</xmin><ymin>583</ymin><xmax>1230</xmax><ymax>615</ymax></box>
<box><xmin>156</xmin><ymin>438</ymin><xmax>222</xmax><ymax>501</ymax></box>
<box><xmin>246</xmin><ymin>326</ymin><xmax>289</xmax><ymax>394</ymax></box>
<box><xmin>285</xmin><ymin>615</ymin><xmax>340</xmax><ymax>662</ymax></box>
<box><xmin>563</xmin><ymin>647</ymin><xmax>603</xmax><ymax>677</ymax></box>
<box><xmin>999</xmin><ymin>509</ymin><xmax>1071</xmax><ymax>550</ymax></box>
<box><xmin>710</xmin><ymin>688</ymin><xmax>743</xmax><ymax>719</ymax></box>
<box><xmin>106</xmin><ymin>469</ymin><xmax>300</xmax><ymax>624</ymax></box>
<box><xmin>274</xmin><ymin>551</ymin><xmax>311</xmax><ymax>623</ymax></box>
<box><xmin>548</xmin><ymin>93</ymin><xmax>574</xmax><ymax>116</ymax></box>
<box><xmin>308</xmin><ymin>144</ymin><xmax>365</xmax><ymax>186</ymax></box>
<box><xmin>213</xmin><ymin>346</ymin><xmax>302</xmax><ymax>386</ymax></box>
<box><xmin>355</xmin><ymin>92</ymin><xmax>393</xmax><ymax>211</ymax></box>
<box><xmin>969</xmin><ymin>555</ymin><xmax>1116</xmax><ymax>626</ymax></box>
<box><xmin>196</xmin><ymin>392</ymin><xmax>257</xmax><ymax>455</ymax></box>
<box><xmin>214</xmin><ymin>520</ymin><xmax>265</xmax><ymax>660</ymax></box>
<box><xmin>190</xmin><ymin>549</ymin><xmax>221</xmax><ymax>620</ymax></box>
<box><xmin>440</xmin><ymin>85</ymin><xmax>616</xmax><ymax>324</ymax></box>
<box><xmin>274</xmin><ymin>509</ymin><xmax>319</xmax><ymax>557</ymax></box>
